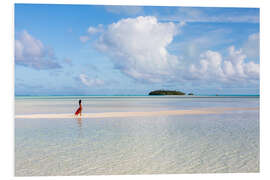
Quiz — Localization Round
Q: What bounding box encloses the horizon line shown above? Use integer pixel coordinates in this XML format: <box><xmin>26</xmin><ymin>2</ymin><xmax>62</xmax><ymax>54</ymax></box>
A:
<box><xmin>15</xmin><ymin>94</ymin><xmax>260</xmax><ymax>97</ymax></box>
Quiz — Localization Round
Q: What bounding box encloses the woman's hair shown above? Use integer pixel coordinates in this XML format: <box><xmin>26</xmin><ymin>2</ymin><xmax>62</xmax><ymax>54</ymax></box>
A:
<box><xmin>79</xmin><ymin>99</ymin><xmax>81</xmax><ymax>104</ymax></box>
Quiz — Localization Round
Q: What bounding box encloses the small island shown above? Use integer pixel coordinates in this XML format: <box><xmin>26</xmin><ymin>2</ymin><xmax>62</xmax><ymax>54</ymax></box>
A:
<box><xmin>149</xmin><ymin>90</ymin><xmax>185</xmax><ymax>95</ymax></box>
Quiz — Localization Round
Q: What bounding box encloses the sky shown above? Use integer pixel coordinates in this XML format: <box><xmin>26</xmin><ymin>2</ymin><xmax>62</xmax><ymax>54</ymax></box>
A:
<box><xmin>14</xmin><ymin>4</ymin><xmax>260</xmax><ymax>95</ymax></box>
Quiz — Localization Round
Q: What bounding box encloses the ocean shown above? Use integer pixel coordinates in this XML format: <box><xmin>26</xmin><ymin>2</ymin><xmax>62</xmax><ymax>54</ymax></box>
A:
<box><xmin>15</xmin><ymin>96</ymin><xmax>259</xmax><ymax>175</ymax></box>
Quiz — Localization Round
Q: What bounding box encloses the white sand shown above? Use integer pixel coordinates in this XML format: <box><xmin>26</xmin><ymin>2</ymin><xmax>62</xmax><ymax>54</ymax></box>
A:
<box><xmin>15</xmin><ymin>107</ymin><xmax>258</xmax><ymax>119</ymax></box>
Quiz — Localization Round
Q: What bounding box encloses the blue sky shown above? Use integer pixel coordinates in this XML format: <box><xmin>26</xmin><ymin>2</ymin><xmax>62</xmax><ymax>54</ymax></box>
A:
<box><xmin>14</xmin><ymin>4</ymin><xmax>260</xmax><ymax>95</ymax></box>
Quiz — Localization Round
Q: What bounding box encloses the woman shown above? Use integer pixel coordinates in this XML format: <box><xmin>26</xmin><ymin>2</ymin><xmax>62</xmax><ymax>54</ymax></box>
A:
<box><xmin>75</xmin><ymin>99</ymin><xmax>82</xmax><ymax>116</ymax></box>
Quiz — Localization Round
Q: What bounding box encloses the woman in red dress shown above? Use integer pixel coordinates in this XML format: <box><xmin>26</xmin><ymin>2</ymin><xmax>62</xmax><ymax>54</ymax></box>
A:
<box><xmin>75</xmin><ymin>99</ymin><xmax>82</xmax><ymax>116</ymax></box>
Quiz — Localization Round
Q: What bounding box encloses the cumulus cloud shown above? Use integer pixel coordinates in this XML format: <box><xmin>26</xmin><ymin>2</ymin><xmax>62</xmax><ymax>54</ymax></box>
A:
<box><xmin>95</xmin><ymin>16</ymin><xmax>181</xmax><ymax>83</ymax></box>
<box><xmin>189</xmin><ymin>50</ymin><xmax>225</xmax><ymax>80</ymax></box>
<box><xmin>79</xmin><ymin>74</ymin><xmax>104</xmax><ymax>87</ymax></box>
<box><xmin>86</xmin><ymin>16</ymin><xmax>259</xmax><ymax>87</ymax></box>
<box><xmin>188</xmin><ymin>46</ymin><xmax>259</xmax><ymax>82</ymax></box>
<box><xmin>15</xmin><ymin>30</ymin><xmax>61</xmax><ymax>70</ymax></box>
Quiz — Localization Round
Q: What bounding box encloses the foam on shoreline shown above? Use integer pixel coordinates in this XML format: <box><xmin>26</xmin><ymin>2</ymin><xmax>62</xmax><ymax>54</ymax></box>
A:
<box><xmin>15</xmin><ymin>107</ymin><xmax>258</xmax><ymax>119</ymax></box>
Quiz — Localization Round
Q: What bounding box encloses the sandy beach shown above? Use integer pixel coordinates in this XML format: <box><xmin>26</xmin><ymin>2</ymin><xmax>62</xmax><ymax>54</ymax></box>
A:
<box><xmin>15</xmin><ymin>107</ymin><xmax>258</xmax><ymax>119</ymax></box>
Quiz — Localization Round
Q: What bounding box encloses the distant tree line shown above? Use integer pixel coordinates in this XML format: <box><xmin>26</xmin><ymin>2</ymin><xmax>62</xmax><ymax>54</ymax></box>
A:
<box><xmin>149</xmin><ymin>90</ymin><xmax>186</xmax><ymax>95</ymax></box>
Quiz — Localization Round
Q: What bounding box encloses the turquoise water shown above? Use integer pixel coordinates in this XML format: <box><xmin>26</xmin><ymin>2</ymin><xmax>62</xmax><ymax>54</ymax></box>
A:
<box><xmin>15</xmin><ymin>96</ymin><xmax>259</xmax><ymax>176</ymax></box>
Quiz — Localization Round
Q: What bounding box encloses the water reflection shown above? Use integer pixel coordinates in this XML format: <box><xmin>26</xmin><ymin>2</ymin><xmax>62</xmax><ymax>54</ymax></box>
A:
<box><xmin>76</xmin><ymin>117</ymin><xmax>83</xmax><ymax>137</ymax></box>
<box><xmin>77</xmin><ymin>117</ymin><xmax>82</xmax><ymax>128</ymax></box>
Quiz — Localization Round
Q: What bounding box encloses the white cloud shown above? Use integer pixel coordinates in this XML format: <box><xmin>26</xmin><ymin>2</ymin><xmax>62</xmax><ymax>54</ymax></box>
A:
<box><xmin>87</xmin><ymin>16</ymin><xmax>259</xmax><ymax>87</ymax></box>
<box><xmin>79</xmin><ymin>25</ymin><xmax>104</xmax><ymax>43</ymax></box>
<box><xmin>79</xmin><ymin>35</ymin><xmax>90</xmax><ymax>43</ymax></box>
<box><xmin>15</xmin><ymin>30</ymin><xmax>61</xmax><ymax>70</ymax></box>
<box><xmin>79</xmin><ymin>74</ymin><xmax>104</xmax><ymax>87</ymax></box>
<box><xmin>188</xmin><ymin>46</ymin><xmax>259</xmax><ymax>82</ymax></box>
<box><xmin>244</xmin><ymin>61</ymin><xmax>260</xmax><ymax>79</ymax></box>
<box><xmin>227</xmin><ymin>46</ymin><xmax>247</xmax><ymax>77</ymax></box>
<box><xmin>87</xmin><ymin>24</ymin><xmax>104</xmax><ymax>34</ymax></box>
<box><xmin>242</xmin><ymin>33</ymin><xmax>260</xmax><ymax>59</ymax></box>
<box><xmin>95</xmin><ymin>16</ymin><xmax>181</xmax><ymax>83</ymax></box>
<box><xmin>223</xmin><ymin>60</ymin><xmax>235</xmax><ymax>76</ymax></box>
<box><xmin>188</xmin><ymin>51</ymin><xmax>225</xmax><ymax>81</ymax></box>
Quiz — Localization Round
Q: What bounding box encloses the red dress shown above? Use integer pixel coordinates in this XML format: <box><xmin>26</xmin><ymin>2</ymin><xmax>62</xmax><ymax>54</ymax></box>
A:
<box><xmin>75</xmin><ymin>105</ymin><xmax>82</xmax><ymax>115</ymax></box>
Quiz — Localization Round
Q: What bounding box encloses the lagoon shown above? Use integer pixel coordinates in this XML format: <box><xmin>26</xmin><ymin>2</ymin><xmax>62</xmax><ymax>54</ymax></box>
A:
<box><xmin>15</xmin><ymin>96</ymin><xmax>259</xmax><ymax>175</ymax></box>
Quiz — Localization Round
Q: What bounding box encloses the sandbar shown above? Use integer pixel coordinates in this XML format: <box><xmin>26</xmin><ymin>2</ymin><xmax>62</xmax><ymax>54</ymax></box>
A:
<box><xmin>15</xmin><ymin>107</ymin><xmax>258</xmax><ymax>119</ymax></box>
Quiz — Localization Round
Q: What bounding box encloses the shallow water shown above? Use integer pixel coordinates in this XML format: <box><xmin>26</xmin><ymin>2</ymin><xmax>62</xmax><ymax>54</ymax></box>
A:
<box><xmin>15</xmin><ymin>96</ymin><xmax>259</xmax><ymax>176</ymax></box>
